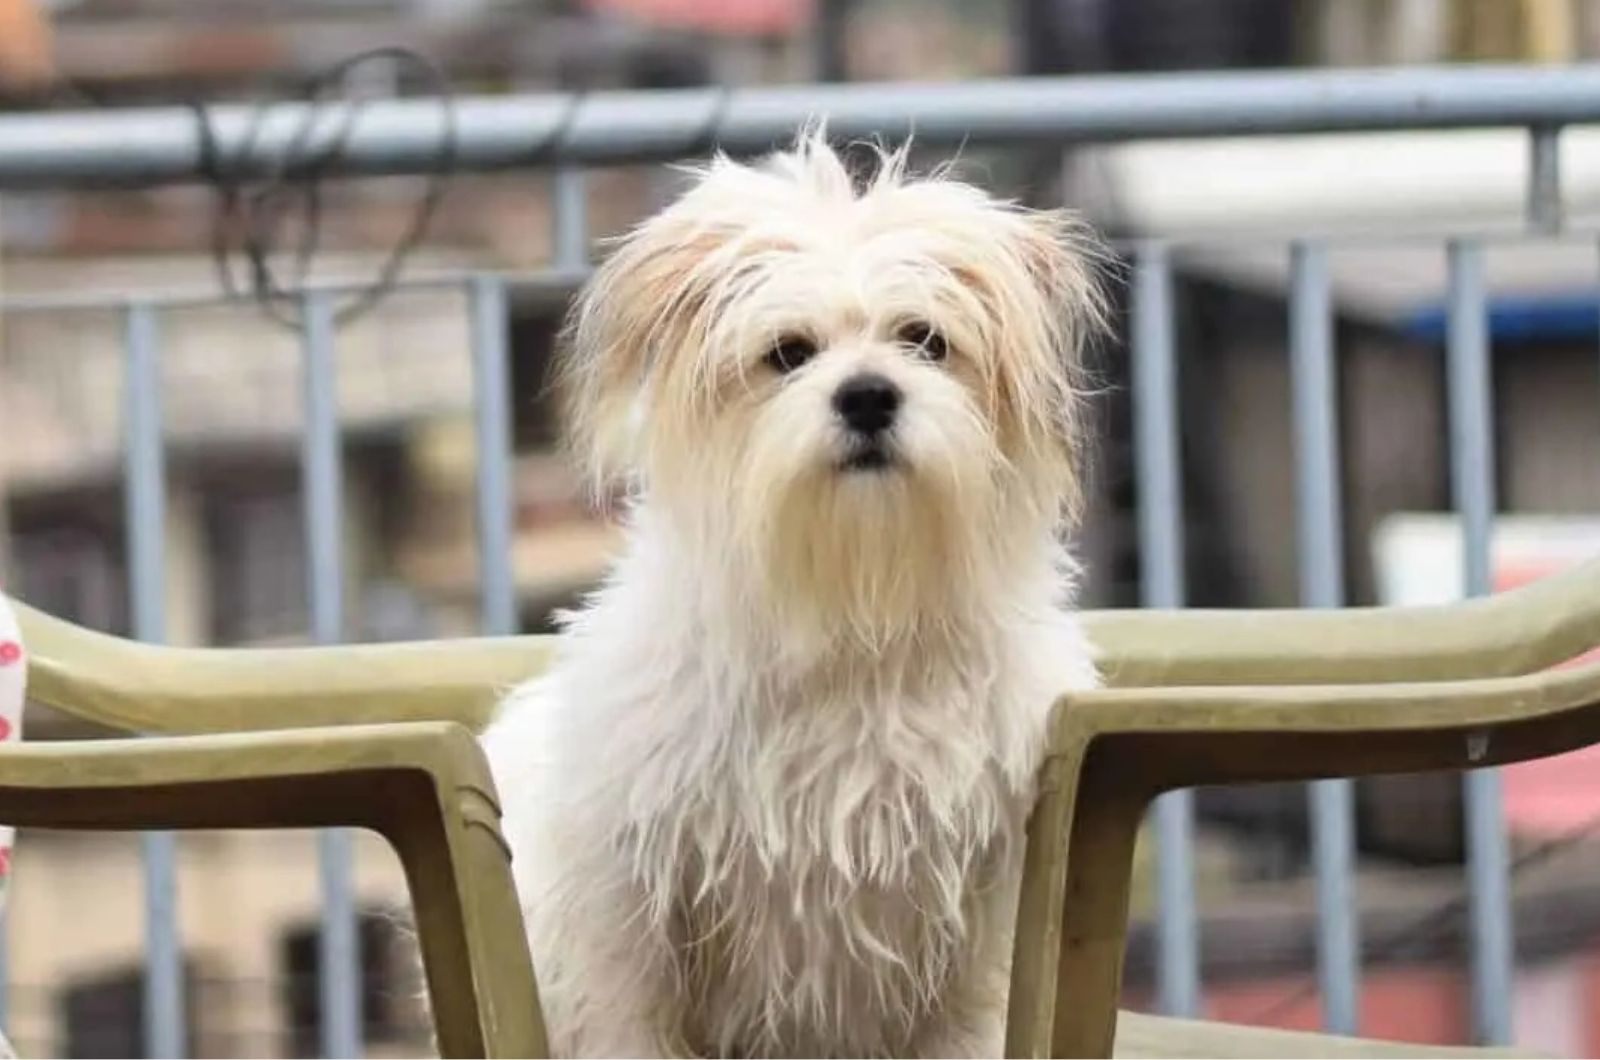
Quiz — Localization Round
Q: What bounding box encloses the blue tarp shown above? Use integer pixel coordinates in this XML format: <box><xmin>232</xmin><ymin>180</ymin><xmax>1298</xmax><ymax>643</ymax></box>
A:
<box><xmin>1401</xmin><ymin>293</ymin><xmax>1600</xmax><ymax>343</ymax></box>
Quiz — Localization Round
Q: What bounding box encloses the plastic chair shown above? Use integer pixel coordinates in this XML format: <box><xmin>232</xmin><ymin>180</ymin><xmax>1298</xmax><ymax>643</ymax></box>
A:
<box><xmin>13</xmin><ymin>559</ymin><xmax>1600</xmax><ymax>1057</ymax></box>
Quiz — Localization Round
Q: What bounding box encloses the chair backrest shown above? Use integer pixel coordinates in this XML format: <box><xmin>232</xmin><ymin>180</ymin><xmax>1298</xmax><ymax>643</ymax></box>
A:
<box><xmin>13</xmin><ymin>556</ymin><xmax>1600</xmax><ymax>737</ymax></box>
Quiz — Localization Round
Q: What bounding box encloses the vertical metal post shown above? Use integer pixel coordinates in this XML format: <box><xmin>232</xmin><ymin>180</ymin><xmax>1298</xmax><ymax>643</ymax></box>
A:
<box><xmin>1290</xmin><ymin>242</ymin><xmax>1361</xmax><ymax>1034</ymax></box>
<box><xmin>301</xmin><ymin>290</ymin><xmax>363</xmax><ymax>1059</ymax></box>
<box><xmin>125</xmin><ymin>302</ymin><xmax>185</xmax><ymax>1059</ymax></box>
<box><xmin>471</xmin><ymin>276</ymin><xmax>518</xmax><ymax>637</ymax></box>
<box><xmin>1447</xmin><ymin>240</ymin><xmax>1514</xmax><ymax>1045</ymax></box>
<box><xmin>552</xmin><ymin>169</ymin><xmax>589</xmax><ymax>271</ymax></box>
<box><xmin>1528</xmin><ymin>125</ymin><xmax>1562</xmax><ymax>235</ymax></box>
<box><xmin>815</xmin><ymin>0</ymin><xmax>849</xmax><ymax>80</ymax></box>
<box><xmin>1131</xmin><ymin>242</ymin><xmax>1201</xmax><ymax>1017</ymax></box>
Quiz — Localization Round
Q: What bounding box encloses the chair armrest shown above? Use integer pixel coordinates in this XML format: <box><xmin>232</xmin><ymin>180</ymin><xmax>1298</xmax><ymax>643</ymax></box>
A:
<box><xmin>1008</xmin><ymin>660</ymin><xmax>1600</xmax><ymax>1058</ymax></box>
<box><xmin>1063</xmin><ymin>655</ymin><xmax>1600</xmax><ymax>788</ymax></box>
<box><xmin>0</xmin><ymin>723</ymin><xmax>546</xmax><ymax>1058</ymax></box>
<box><xmin>1085</xmin><ymin>555</ymin><xmax>1600</xmax><ymax>687</ymax></box>
<box><xmin>15</xmin><ymin>600</ymin><xmax>553</xmax><ymax>735</ymax></box>
<box><xmin>1068</xmin><ymin>659</ymin><xmax>1600</xmax><ymax>794</ymax></box>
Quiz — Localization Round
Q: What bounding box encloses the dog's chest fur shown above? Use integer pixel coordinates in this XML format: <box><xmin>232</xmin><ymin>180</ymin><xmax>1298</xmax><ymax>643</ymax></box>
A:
<box><xmin>583</xmin><ymin>613</ymin><xmax>1071</xmax><ymax>1057</ymax></box>
<box><xmin>649</xmin><ymin>676</ymin><xmax>1027</xmax><ymax>1055</ymax></box>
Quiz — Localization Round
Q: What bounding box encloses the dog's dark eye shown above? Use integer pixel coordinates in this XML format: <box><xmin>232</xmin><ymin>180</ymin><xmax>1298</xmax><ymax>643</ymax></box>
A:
<box><xmin>764</xmin><ymin>334</ymin><xmax>818</xmax><ymax>374</ymax></box>
<box><xmin>897</xmin><ymin>321</ymin><xmax>948</xmax><ymax>362</ymax></box>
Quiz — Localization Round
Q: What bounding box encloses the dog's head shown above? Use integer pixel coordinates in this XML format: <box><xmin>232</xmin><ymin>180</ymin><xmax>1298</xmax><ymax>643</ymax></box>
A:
<box><xmin>561</xmin><ymin>132</ymin><xmax>1106</xmax><ymax>641</ymax></box>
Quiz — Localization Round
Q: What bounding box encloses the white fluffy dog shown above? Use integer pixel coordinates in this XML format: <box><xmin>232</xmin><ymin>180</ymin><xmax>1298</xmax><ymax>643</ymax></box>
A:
<box><xmin>482</xmin><ymin>131</ymin><xmax>1106</xmax><ymax>1058</ymax></box>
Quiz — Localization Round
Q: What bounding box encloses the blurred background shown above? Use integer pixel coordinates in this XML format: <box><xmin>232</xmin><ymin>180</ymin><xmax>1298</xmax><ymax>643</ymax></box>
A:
<box><xmin>3</xmin><ymin>0</ymin><xmax>1600</xmax><ymax>1056</ymax></box>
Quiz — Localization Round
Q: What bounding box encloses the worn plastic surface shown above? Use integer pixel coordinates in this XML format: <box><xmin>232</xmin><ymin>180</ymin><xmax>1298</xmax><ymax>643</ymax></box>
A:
<box><xmin>13</xmin><ymin>560</ymin><xmax>1600</xmax><ymax>1057</ymax></box>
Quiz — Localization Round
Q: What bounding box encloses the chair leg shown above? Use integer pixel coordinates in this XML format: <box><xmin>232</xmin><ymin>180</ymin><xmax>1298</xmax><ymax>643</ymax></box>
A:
<box><xmin>1006</xmin><ymin>738</ymin><xmax>1150</xmax><ymax>1059</ymax></box>
<box><xmin>386</xmin><ymin>771</ymin><xmax>550</xmax><ymax>1059</ymax></box>
<box><xmin>1007</xmin><ymin>747</ymin><xmax>1082</xmax><ymax>1058</ymax></box>
<box><xmin>1051</xmin><ymin>764</ymin><xmax>1148</xmax><ymax>1059</ymax></box>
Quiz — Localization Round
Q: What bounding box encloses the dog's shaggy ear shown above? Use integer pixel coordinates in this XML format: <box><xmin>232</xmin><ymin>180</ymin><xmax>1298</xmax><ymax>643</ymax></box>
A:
<box><xmin>978</xmin><ymin>204</ymin><xmax>1109</xmax><ymax>519</ymax></box>
<box><xmin>557</xmin><ymin>206</ymin><xmax>725</xmax><ymax>494</ymax></box>
<box><xmin>1015</xmin><ymin>208</ymin><xmax>1109</xmax><ymax>366</ymax></box>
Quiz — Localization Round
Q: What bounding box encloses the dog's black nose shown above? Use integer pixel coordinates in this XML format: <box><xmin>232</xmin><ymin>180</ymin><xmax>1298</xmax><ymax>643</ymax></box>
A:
<box><xmin>832</xmin><ymin>373</ymin><xmax>902</xmax><ymax>435</ymax></box>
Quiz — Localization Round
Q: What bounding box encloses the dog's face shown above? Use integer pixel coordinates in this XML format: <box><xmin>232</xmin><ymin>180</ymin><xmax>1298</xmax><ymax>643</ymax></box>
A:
<box><xmin>562</xmin><ymin>134</ymin><xmax>1105</xmax><ymax>641</ymax></box>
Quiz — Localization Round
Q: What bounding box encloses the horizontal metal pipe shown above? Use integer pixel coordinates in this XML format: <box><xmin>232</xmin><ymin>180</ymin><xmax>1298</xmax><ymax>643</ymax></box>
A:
<box><xmin>0</xmin><ymin>269</ymin><xmax>588</xmax><ymax>314</ymax></box>
<box><xmin>19</xmin><ymin>216</ymin><xmax>1600</xmax><ymax>314</ymax></box>
<box><xmin>6</xmin><ymin>65</ymin><xmax>1600</xmax><ymax>188</ymax></box>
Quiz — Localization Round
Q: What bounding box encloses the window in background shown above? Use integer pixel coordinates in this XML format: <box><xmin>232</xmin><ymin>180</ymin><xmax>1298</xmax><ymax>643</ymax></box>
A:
<box><xmin>280</xmin><ymin>908</ymin><xmax>419</xmax><ymax>1058</ymax></box>
<box><xmin>9</xmin><ymin>522</ymin><xmax>127</xmax><ymax>634</ymax></box>
<box><xmin>60</xmin><ymin>961</ymin><xmax>193</xmax><ymax>1060</ymax></box>
<box><xmin>206</xmin><ymin>484</ymin><xmax>309</xmax><ymax>645</ymax></box>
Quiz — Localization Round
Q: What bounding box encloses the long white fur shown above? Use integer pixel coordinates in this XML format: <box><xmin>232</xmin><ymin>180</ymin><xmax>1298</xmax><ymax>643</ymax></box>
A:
<box><xmin>482</xmin><ymin>131</ymin><xmax>1107</xmax><ymax>1058</ymax></box>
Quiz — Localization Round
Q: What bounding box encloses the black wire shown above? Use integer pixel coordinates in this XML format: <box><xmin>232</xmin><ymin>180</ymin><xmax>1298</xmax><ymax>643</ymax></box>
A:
<box><xmin>187</xmin><ymin>45</ymin><xmax>458</xmax><ymax>331</ymax></box>
<box><xmin>50</xmin><ymin>59</ymin><xmax>748</xmax><ymax>334</ymax></box>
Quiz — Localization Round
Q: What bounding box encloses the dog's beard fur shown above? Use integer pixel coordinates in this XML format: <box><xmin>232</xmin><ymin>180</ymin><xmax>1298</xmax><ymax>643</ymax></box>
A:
<box><xmin>677</xmin><ymin>363</ymin><xmax>1019</xmax><ymax>654</ymax></box>
<box><xmin>483</xmin><ymin>130</ymin><xmax>1107</xmax><ymax>1057</ymax></box>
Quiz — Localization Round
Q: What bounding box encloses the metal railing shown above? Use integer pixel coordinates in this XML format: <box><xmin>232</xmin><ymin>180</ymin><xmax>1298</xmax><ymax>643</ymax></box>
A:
<box><xmin>1</xmin><ymin>63</ymin><xmax>1599</xmax><ymax>186</ymax></box>
<box><xmin>2</xmin><ymin>62</ymin><xmax>1596</xmax><ymax>1054</ymax></box>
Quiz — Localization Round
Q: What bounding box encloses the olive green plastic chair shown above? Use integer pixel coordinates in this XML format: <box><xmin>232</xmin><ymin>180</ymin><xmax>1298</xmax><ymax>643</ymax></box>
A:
<box><xmin>12</xmin><ymin>558</ymin><xmax>1600</xmax><ymax>1058</ymax></box>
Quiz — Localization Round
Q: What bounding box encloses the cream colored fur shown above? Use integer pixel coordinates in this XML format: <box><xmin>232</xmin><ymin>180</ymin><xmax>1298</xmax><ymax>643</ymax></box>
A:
<box><xmin>483</xmin><ymin>132</ymin><xmax>1106</xmax><ymax>1058</ymax></box>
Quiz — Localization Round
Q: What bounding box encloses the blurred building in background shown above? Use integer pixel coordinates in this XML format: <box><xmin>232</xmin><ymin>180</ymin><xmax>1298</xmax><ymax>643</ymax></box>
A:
<box><xmin>5</xmin><ymin>0</ymin><xmax>1600</xmax><ymax>1055</ymax></box>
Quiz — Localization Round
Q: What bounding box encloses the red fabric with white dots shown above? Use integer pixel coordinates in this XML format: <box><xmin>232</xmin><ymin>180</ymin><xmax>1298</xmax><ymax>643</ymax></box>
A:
<box><xmin>0</xmin><ymin>589</ymin><xmax>24</xmax><ymax>895</ymax></box>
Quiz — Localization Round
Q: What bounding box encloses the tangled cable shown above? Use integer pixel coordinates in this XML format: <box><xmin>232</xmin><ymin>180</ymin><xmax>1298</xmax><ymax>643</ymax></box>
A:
<box><xmin>187</xmin><ymin>45</ymin><xmax>458</xmax><ymax>331</ymax></box>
